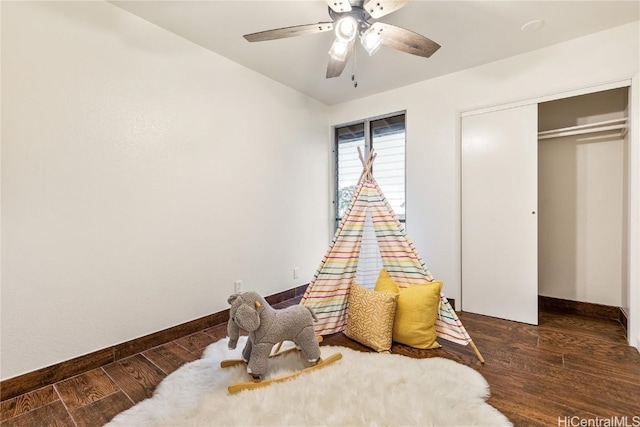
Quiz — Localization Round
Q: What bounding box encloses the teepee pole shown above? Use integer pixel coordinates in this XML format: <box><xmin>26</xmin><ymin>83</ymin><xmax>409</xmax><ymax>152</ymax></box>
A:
<box><xmin>357</xmin><ymin>145</ymin><xmax>365</xmax><ymax>165</ymax></box>
<box><xmin>357</xmin><ymin>147</ymin><xmax>376</xmax><ymax>183</ymax></box>
<box><xmin>469</xmin><ymin>340</ymin><xmax>485</xmax><ymax>364</ymax></box>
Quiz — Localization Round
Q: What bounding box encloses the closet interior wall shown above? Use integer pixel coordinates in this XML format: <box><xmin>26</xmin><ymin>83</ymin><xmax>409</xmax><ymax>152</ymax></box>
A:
<box><xmin>538</xmin><ymin>88</ymin><xmax>629</xmax><ymax>314</ymax></box>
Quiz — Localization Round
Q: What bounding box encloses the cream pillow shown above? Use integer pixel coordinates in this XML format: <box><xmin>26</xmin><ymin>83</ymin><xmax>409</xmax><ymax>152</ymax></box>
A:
<box><xmin>345</xmin><ymin>282</ymin><xmax>398</xmax><ymax>352</ymax></box>
<box><xmin>374</xmin><ymin>269</ymin><xmax>443</xmax><ymax>349</ymax></box>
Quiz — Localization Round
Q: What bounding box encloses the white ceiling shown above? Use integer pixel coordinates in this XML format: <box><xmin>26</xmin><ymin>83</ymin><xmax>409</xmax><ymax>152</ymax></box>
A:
<box><xmin>110</xmin><ymin>1</ymin><xmax>639</xmax><ymax>105</ymax></box>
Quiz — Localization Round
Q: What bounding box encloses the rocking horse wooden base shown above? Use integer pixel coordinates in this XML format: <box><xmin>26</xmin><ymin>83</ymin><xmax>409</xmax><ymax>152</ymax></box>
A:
<box><xmin>220</xmin><ymin>337</ymin><xmax>342</xmax><ymax>394</ymax></box>
<box><xmin>224</xmin><ymin>352</ymin><xmax>342</xmax><ymax>394</ymax></box>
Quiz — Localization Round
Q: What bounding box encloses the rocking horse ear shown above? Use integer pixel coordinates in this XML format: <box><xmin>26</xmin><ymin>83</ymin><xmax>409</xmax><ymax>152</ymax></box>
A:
<box><xmin>254</xmin><ymin>301</ymin><xmax>262</xmax><ymax>309</ymax></box>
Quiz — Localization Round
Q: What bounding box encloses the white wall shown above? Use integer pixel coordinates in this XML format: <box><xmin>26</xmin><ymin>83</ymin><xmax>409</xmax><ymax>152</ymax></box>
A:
<box><xmin>539</xmin><ymin>135</ymin><xmax>626</xmax><ymax>306</ymax></box>
<box><xmin>327</xmin><ymin>22</ymin><xmax>639</xmax><ymax>309</ymax></box>
<box><xmin>1</xmin><ymin>1</ymin><xmax>329</xmax><ymax>380</ymax></box>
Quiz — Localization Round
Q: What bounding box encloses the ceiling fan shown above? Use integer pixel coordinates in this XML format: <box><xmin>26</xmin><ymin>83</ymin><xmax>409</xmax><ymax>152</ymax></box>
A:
<box><xmin>243</xmin><ymin>0</ymin><xmax>441</xmax><ymax>79</ymax></box>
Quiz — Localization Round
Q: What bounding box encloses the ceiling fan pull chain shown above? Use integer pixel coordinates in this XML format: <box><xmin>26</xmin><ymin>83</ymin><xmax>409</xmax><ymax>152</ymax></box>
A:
<box><xmin>352</xmin><ymin>45</ymin><xmax>358</xmax><ymax>88</ymax></box>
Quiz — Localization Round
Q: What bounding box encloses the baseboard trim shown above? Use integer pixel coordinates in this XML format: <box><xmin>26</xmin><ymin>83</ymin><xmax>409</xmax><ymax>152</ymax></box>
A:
<box><xmin>0</xmin><ymin>284</ymin><xmax>309</xmax><ymax>402</ymax></box>
<box><xmin>538</xmin><ymin>295</ymin><xmax>621</xmax><ymax>321</ymax></box>
<box><xmin>619</xmin><ymin>307</ymin><xmax>628</xmax><ymax>335</ymax></box>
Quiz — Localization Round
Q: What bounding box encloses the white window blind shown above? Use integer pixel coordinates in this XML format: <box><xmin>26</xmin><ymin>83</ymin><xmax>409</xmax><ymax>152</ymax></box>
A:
<box><xmin>334</xmin><ymin>113</ymin><xmax>406</xmax><ymax>227</ymax></box>
<box><xmin>335</xmin><ymin>123</ymin><xmax>365</xmax><ymax>221</ymax></box>
<box><xmin>371</xmin><ymin>115</ymin><xmax>406</xmax><ymax>220</ymax></box>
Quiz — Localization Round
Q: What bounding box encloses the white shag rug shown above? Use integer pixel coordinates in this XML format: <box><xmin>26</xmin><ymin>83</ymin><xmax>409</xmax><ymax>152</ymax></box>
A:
<box><xmin>106</xmin><ymin>336</ymin><xmax>511</xmax><ymax>427</ymax></box>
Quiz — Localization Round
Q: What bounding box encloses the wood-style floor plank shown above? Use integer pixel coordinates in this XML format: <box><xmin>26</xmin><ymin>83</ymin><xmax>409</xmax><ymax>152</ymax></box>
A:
<box><xmin>539</xmin><ymin>311</ymin><xmax>627</xmax><ymax>338</ymax></box>
<box><xmin>70</xmin><ymin>391</ymin><xmax>133</xmax><ymax>427</ymax></box>
<box><xmin>488</xmin><ymin>382</ymin><xmax>602</xmax><ymax>427</ymax></box>
<box><xmin>174</xmin><ymin>331</ymin><xmax>219</xmax><ymax>357</ymax></box>
<box><xmin>563</xmin><ymin>352</ymin><xmax>640</xmax><ymax>385</ymax></box>
<box><xmin>0</xmin><ymin>386</ymin><xmax>58</xmax><ymax>422</ymax></box>
<box><xmin>0</xmin><ymin>401</ymin><xmax>74</xmax><ymax>427</ymax></box>
<box><xmin>202</xmin><ymin>323</ymin><xmax>228</xmax><ymax>341</ymax></box>
<box><xmin>103</xmin><ymin>355</ymin><xmax>166</xmax><ymax>404</ymax></box>
<box><xmin>54</xmin><ymin>368</ymin><xmax>120</xmax><ymax>411</ymax></box>
<box><xmin>143</xmin><ymin>341</ymin><xmax>199</xmax><ymax>375</ymax></box>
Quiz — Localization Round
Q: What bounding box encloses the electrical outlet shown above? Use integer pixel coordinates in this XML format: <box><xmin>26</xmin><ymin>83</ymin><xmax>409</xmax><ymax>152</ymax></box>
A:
<box><xmin>234</xmin><ymin>280</ymin><xmax>242</xmax><ymax>293</ymax></box>
<box><xmin>293</xmin><ymin>268</ymin><xmax>299</xmax><ymax>279</ymax></box>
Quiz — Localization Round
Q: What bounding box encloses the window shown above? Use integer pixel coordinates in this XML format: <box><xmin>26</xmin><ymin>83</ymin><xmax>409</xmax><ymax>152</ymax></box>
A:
<box><xmin>334</xmin><ymin>113</ymin><xmax>406</xmax><ymax>228</ymax></box>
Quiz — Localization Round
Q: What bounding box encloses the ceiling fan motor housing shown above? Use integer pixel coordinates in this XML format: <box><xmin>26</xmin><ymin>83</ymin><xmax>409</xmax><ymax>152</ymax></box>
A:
<box><xmin>329</xmin><ymin>5</ymin><xmax>373</xmax><ymax>37</ymax></box>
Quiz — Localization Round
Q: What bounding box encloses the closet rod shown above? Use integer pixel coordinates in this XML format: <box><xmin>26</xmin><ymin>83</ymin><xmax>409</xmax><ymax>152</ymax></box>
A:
<box><xmin>538</xmin><ymin>117</ymin><xmax>627</xmax><ymax>136</ymax></box>
<box><xmin>538</xmin><ymin>124</ymin><xmax>626</xmax><ymax>140</ymax></box>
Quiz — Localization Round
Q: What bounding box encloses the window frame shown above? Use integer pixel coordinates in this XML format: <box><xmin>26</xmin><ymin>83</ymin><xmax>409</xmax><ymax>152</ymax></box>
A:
<box><xmin>332</xmin><ymin>111</ymin><xmax>407</xmax><ymax>230</ymax></box>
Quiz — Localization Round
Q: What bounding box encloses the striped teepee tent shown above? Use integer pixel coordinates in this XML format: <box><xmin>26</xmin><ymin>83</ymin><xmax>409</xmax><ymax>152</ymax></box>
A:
<box><xmin>301</xmin><ymin>148</ymin><xmax>484</xmax><ymax>362</ymax></box>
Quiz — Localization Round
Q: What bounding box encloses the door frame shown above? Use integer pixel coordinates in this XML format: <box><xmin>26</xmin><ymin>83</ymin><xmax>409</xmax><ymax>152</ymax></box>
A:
<box><xmin>628</xmin><ymin>73</ymin><xmax>639</xmax><ymax>351</ymax></box>
<box><xmin>460</xmin><ymin>79</ymin><xmax>630</xmax><ymax>117</ymax></box>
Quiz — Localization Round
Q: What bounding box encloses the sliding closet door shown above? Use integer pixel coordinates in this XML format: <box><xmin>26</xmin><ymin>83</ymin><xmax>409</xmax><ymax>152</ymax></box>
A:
<box><xmin>461</xmin><ymin>104</ymin><xmax>538</xmax><ymax>325</ymax></box>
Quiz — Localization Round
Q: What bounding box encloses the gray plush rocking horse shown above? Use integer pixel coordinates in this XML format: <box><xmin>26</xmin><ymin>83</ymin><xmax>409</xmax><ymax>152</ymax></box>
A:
<box><xmin>220</xmin><ymin>291</ymin><xmax>342</xmax><ymax>394</ymax></box>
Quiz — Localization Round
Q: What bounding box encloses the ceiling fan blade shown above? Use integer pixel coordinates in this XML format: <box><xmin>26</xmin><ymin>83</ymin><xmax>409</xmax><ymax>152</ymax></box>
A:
<box><xmin>244</xmin><ymin>22</ymin><xmax>333</xmax><ymax>42</ymax></box>
<box><xmin>326</xmin><ymin>39</ymin><xmax>355</xmax><ymax>78</ymax></box>
<box><xmin>370</xmin><ymin>22</ymin><xmax>440</xmax><ymax>58</ymax></box>
<box><xmin>363</xmin><ymin>0</ymin><xmax>411</xmax><ymax>19</ymax></box>
<box><xmin>326</xmin><ymin>0</ymin><xmax>352</xmax><ymax>13</ymax></box>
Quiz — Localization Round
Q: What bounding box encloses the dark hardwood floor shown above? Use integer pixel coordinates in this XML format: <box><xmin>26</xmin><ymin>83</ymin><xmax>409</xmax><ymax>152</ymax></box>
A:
<box><xmin>2</xmin><ymin>298</ymin><xmax>639</xmax><ymax>427</ymax></box>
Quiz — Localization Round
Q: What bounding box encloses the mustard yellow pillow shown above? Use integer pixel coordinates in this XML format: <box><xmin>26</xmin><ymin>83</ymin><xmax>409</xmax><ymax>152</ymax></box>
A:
<box><xmin>375</xmin><ymin>268</ymin><xmax>398</xmax><ymax>293</ymax></box>
<box><xmin>394</xmin><ymin>281</ymin><xmax>443</xmax><ymax>349</ymax></box>
<box><xmin>345</xmin><ymin>282</ymin><xmax>398</xmax><ymax>352</ymax></box>
<box><xmin>374</xmin><ymin>270</ymin><xmax>443</xmax><ymax>349</ymax></box>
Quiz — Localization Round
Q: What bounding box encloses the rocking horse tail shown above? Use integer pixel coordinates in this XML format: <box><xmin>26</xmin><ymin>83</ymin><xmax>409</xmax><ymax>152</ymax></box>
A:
<box><xmin>305</xmin><ymin>306</ymin><xmax>318</xmax><ymax>322</ymax></box>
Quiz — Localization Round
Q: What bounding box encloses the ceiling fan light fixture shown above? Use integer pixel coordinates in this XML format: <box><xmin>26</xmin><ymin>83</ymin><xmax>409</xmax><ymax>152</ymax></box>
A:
<box><xmin>328</xmin><ymin>39</ymin><xmax>349</xmax><ymax>62</ymax></box>
<box><xmin>361</xmin><ymin>27</ymin><xmax>382</xmax><ymax>56</ymax></box>
<box><xmin>334</xmin><ymin>16</ymin><xmax>358</xmax><ymax>42</ymax></box>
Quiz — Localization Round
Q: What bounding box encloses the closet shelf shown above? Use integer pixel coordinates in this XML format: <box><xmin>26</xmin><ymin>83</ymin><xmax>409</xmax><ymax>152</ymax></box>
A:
<box><xmin>538</xmin><ymin>117</ymin><xmax>627</xmax><ymax>140</ymax></box>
